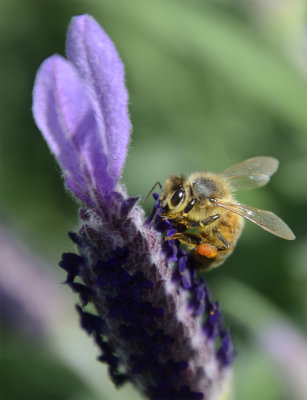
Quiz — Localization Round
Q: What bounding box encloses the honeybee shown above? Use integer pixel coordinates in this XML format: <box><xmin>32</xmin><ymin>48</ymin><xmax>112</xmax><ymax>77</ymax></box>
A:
<box><xmin>147</xmin><ymin>157</ymin><xmax>295</xmax><ymax>270</ymax></box>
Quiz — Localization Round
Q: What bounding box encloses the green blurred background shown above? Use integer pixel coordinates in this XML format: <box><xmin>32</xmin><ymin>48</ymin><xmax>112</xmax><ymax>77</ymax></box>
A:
<box><xmin>1</xmin><ymin>0</ymin><xmax>307</xmax><ymax>399</ymax></box>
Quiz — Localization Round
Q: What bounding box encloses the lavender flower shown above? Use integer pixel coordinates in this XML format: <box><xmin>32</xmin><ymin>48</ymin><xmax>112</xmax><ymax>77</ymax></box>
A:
<box><xmin>32</xmin><ymin>14</ymin><xmax>234</xmax><ymax>400</ymax></box>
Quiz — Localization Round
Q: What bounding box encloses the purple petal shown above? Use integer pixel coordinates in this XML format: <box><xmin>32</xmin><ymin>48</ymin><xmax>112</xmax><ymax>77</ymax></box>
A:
<box><xmin>66</xmin><ymin>15</ymin><xmax>131</xmax><ymax>186</ymax></box>
<box><xmin>32</xmin><ymin>54</ymin><xmax>113</xmax><ymax>204</ymax></box>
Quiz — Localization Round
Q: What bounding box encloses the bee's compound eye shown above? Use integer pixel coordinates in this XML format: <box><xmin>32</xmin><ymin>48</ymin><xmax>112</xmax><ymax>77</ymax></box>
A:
<box><xmin>170</xmin><ymin>186</ymin><xmax>185</xmax><ymax>207</ymax></box>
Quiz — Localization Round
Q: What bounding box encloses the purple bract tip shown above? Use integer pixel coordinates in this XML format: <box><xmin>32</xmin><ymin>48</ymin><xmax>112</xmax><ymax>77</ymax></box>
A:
<box><xmin>33</xmin><ymin>14</ymin><xmax>131</xmax><ymax>205</ymax></box>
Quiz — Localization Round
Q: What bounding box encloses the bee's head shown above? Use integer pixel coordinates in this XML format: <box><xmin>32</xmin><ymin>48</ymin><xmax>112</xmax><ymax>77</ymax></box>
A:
<box><xmin>162</xmin><ymin>175</ymin><xmax>187</xmax><ymax>214</ymax></box>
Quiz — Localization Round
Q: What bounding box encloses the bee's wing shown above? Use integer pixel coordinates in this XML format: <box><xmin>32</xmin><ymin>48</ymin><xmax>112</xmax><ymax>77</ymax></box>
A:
<box><xmin>214</xmin><ymin>199</ymin><xmax>295</xmax><ymax>240</ymax></box>
<box><xmin>219</xmin><ymin>156</ymin><xmax>279</xmax><ymax>191</ymax></box>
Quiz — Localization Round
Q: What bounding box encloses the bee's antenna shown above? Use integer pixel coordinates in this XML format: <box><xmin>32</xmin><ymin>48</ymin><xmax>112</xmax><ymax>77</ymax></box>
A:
<box><xmin>143</xmin><ymin>181</ymin><xmax>163</xmax><ymax>204</ymax></box>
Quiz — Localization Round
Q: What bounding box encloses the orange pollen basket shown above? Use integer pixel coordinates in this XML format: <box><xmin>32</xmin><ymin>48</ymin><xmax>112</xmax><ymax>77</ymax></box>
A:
<box><xmin>196</xmin><ymin>244</ymin><xmax>218</xmax><ymax>258</ymax></box>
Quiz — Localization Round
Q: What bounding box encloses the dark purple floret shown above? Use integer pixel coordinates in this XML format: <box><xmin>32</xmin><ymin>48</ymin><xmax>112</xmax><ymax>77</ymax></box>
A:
<box><xmin>68</xmin><ymin>231</ymin><xmax>84</xmax><ymax>247</ymax></box>
<box><xmin>59</xmin><ymin>252</ymin><xmax>84</xmax><ymax>283</ymax></box>
<box><xmin>150</xmin><ymin>384</ymin><xmax>204</xmax><ymax>400</ymax></box>
<box><xmin>66</xmin><ymin>282</ymin><xmax>93</xmax><ymax>306</ymax></box>
<box><xmin>76</xmin><ymin>305</ymin><xmax>105</xmax><ymax>335</ymax></box>
<box><xmin>189</xmin><ymin>279</ymin><xmax>206</xmax><ymax>316</ymax></box>
<box><xmin>216</xmin><ymin>329</ymin><xmax>236</xmax><ymax>367</ymax></box>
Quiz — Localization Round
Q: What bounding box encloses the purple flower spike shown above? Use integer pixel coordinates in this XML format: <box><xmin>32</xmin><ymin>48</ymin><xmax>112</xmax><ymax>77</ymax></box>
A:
<box><xmin>33</xmin><ymin>15</ymin><xmax>234</xmax><ymax>400</ymax></box>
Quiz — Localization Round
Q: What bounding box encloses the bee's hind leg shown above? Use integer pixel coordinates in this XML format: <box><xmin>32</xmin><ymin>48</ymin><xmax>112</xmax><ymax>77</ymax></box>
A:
<box><xmin>166</xmin><ymin>232</ymin><xmax>219</xmax><ymax>259</ymax></box>
<box><xmin>213</xmin><ymin>228</ymin><xmax>230</xmax><ymax>250</ymax></box>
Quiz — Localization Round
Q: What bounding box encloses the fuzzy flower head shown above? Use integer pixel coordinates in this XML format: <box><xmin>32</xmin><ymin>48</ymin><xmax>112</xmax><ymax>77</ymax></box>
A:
<box><xmin>33</xmin><ymin>14</ymin><xmax>234</xmax><ymax>400</ymax></box>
